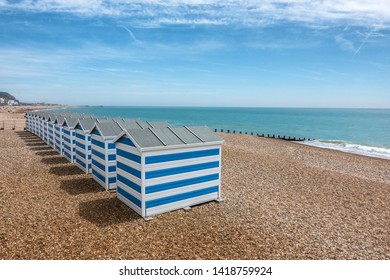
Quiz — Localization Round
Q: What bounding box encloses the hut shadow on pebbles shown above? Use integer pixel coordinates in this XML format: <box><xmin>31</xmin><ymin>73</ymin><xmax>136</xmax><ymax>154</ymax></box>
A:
<box><xmin>26</xmin><ymin>142</ymin><xmax>47</xmax><ymax>147</ymax></box>
<box><xmin>41</xmin><ymin>156</ymin><xmax>69</xmax><ymax>165</ymax></box>
<box><xmin>30</xmin><ymin>146</ymin><xmax>53</xmax><ymax>151</ymax></box>
<box><xmin>49</xmin><ymin>165</ymin><xmax>84</xmax><ymax>176</ymax></box>
<box><xmin>79</xmin><ymin>197</ymin><xmax>139</xmax><ymax>227</ymax></box>
<box><xmin>60</xmin><ymin>178</ymin><xmax>102</xmax><ymax>195</ymax></box>
<box><xmin>36</xmin><ymin>150</ymin><xmax>58</xmax><ymax>156</ymax></box>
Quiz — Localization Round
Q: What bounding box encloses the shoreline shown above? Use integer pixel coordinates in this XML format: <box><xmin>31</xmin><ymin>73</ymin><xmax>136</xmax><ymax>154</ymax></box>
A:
<box><xmin>0</xmin><ymin>130</ymin><xmax>389</xmax><ymax>259</ymax></box>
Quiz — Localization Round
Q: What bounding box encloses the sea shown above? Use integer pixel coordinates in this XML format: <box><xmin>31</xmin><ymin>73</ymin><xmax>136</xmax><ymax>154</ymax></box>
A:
<box><xmin>64</xmin><ymin>106</ymin><xmax>390</xmax><ymax>160</ymax></box>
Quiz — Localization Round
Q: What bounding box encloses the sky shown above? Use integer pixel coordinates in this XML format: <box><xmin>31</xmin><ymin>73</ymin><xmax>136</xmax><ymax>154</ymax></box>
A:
<box><xmin>0</xmin><ymin>0</ymin><xmax>390</xmax><ymax>108</ymax></box>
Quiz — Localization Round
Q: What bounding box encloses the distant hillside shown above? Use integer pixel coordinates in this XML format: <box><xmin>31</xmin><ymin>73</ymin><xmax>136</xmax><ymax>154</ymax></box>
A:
<box><xmin>0</xmin><ymin>91</ymin><xmax>16</xmax><ymax>100</ymax></box>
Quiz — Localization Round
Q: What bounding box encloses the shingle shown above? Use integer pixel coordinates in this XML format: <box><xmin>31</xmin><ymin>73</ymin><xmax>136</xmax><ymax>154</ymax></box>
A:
<box><xmin>126</xmin><ymin>128</ymin><xmax>164</xmax><ymax>148</ymax></box>
<box><xmin>185</xmin><ymin>126</ymin><xmax>223</xmax><ymax>142</ymax></box>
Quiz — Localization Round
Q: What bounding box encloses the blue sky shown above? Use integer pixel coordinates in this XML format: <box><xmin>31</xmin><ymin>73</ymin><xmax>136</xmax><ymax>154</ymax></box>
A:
<box><xmin>1</xmin><ymin>0</ymin><xmax>389</xmax><ymax>108</ymax></box>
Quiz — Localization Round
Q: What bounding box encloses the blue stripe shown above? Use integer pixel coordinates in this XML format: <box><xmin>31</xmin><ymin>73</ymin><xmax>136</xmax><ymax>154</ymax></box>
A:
<box><xmin>146</xmin><ymin>149</ymin><xmax>219</xmax><ymax>164</ymax></box>
<box><xmin>91</xmin><ymin>129</ymin><xmax>101</xmax><ymax>136</ymax></box>
<box><xmin>92</xmin><ymin>138</ymin><xmax>105</xmax><ymax>149</ymax></box>
<box><xmin>92</xmin><ymin>169</ymin><xmax>105</xmax><ymax>183</ymax></box>
<box><xmin>63</xmin><ymin>136</ymin><xmax>70</xmax><ymax>144</ymax></box>
<box><xmin>63</xmin><ymin>143</ymin><xmax>70</xmax><ymax>152</ymax></box>
<box><xmin>64</xmin><ymin>151</ymin><xmax>71</xmax><ymax>160</ymax></box>
<box><xmin>76</xmin><ymin>149</ymin><xmax>86</xmax><ymax>159</ymax></box>
<box><xmin>117</xmin><ymin>174</ymin><xmax>141</xmax><ymax>193</ymax></box>
<box><xmin>76</xmin><ymin>158</ymin><xmax>85</xmax><ymax>168</ymax></box>
<box><xmin>76</xmin><ymin>141</ymin><xmax>85</xmax><ymax>150</ymax></box>
<box><xmin>88</xmin><ymin>164</ymin><xmax>92</xmax><ymax>169</ymax></box>
<box><xmin>117</xmin><ymin>149</ymin><xmax>141</xmax><ymax>164</ymax></box>
<box><xmin>108</xmin><ymin>143</ymin><xmax>115</xmax><ymax>149</ymax></box>
<box><xmin>117</xmin><ymin>161</ymin><xmax>141</xmax><ymax>179</ymax></box>
<box><xmin>146</xmin><ymin>161</ymin><xmax>219</xmax><ymax>179</ymax></box>
<box><xmin>92</xmin><ymin>149</ymin><xmax>105</xmax><ymax>160</ymax></box>
<box><xmin>117</xmin><ymin>187</ymin><xmax>141</xmax><ymax>208</ymax></box>
<box><xmin>63</xmin><ymin>129</ymin><xmax>70</xmax><ymax>136</ymax></box>
<box><xmin>146</xmin><ymin>173</ymin><xmax>219</xmax><ymax>194</ymax></box>
<box><xmin>108</xmin><ymin>154</ymin><xmax>116</xmax><ymax>161</ymax></box>
<box><xmin>146</xmin><ymin>186</ymin><xmax>218</xmax><ymax>208</ymax></box>
<box><xmin>109</xmin><ymin>165</ymin><xmax>116</xmax><ymax>172</ymax></box>
<box><xmin>108</xmin><ymin>177</ymin><xmax>116</xmax><ymax>184</ymax></box>
<box><xmin>117</xmin><ymin>136</ymin><xmax>136</xmax><ymax>147</ymax></box>
<box><xmin>92</xmin><ymin>159</ymin><xmax>105</xmax><ymax>172</ymax></box>
<box><xmin>76</xmin><ymin>132</ymin><xmax>84</xmax><ymax>140</ymax></box>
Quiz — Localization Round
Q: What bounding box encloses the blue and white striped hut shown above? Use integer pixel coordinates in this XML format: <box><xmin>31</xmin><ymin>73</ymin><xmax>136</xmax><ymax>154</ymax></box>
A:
<box><xmin>113</xmin><ymin>126</ymin><xmax>224</xmax><ymax>219</ymax></box>
<box><xmin>54</xmin><ymin>115</ymin><xmax>66</xmax><ymax>154</ymax></box>
<box><xmin>74</xmin><ymin>118</ymin><xmax>98</xmax><ymax>173</ymax></box>
<box><xmin>62</xmin><ymin>116</ymin><xmax>80</xmax><ymax>163</ymax></box>
<box><xmin>46</xmin><ymin>113</ymin><xmax>57</xmax><ymax>148</ymax></box>
<box><xmin>25</xmin><ymin>112</ymin><xmax>31</xmax><ymax>132</ymax></box>
<box><xmin>42</xmin><ymin>113</ymin><xmax>51</xmax><ymax>144</ymax></box>
<box><xmin>90</xmin><ymin>121</ymin><xmax>123</xmax><ymax>190</ymax></box>
<box><xmin>38</xmin><ymin>112</ymin><xmax>45</xmax><ymax>139</ymax></box>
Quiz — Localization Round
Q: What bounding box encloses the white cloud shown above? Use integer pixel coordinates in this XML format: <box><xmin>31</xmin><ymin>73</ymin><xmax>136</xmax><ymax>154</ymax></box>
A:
<box><xmin>1</xmin><ymin>1</ymin><xmax>390</xmax><ymax>28</ymax></box>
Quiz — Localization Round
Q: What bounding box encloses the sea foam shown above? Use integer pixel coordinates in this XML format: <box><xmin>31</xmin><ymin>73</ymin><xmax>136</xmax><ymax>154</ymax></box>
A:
<box><xmin>302</xmin><ymin>140</ymin><xmax>390</xmax><ymax>160</ymax></box>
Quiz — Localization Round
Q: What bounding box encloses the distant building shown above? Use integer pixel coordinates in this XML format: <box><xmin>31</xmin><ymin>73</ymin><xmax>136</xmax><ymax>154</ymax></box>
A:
<box><xmin>7</xmin><ymin>100</ymin><xmax>19</xmax><ymax>106</ymax></box>
<box><xmin>0</xmin><ymin>98</ymin><xmax>5</xmax><ymax>104</ymax></box>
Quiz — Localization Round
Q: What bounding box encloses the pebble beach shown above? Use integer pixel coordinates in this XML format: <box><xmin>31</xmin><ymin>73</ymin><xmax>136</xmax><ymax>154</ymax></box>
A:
<box><xmin>1</xmin><ymin>116</ymin><xmax>389</xmax><ymax>259</ymax></box>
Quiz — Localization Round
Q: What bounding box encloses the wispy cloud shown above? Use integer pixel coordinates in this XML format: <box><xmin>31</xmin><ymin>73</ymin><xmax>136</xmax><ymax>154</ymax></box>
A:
<box><xmin>1</xmin><ymin>1</ymin><xmax>390</xmax><ymax>29</ymax></box>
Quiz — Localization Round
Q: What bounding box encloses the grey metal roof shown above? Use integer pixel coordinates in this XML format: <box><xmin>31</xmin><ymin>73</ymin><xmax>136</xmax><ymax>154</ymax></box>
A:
<box><xmin>77</xmin><ymin>118</ymin><xmax>96</xmax><ymax>132</ymax></box>
<box><xmin>117</xmin><ymin>119</ymin><xmax>143</xmax><ymax>130</ymax></box>
<box><xmin>185</xmin><ymin>126</ymin><xmax>223</xmax><ymax>142</ymax></box>
<box><xmin>126</xmin><ymin>128</ymin><xmax>165</xmax><ymax>148</ymax></box>
<box><xmin>94</xmin><ymin>121</ymin><xmax>123</xmax><ymax>138</ymax></box>
<box><xmin>169</xmin><ymin>126</ymin><xmax>202</xmax><ymax>144</ymax></box>
<box><xmin>121</xmin><ymin>126</ymin><xmax>223</xmax><ymax>149</ymax></box>
<box><xmin>64</xmin><ymin>117</ymin><xmax>80</xmax><ymax>129</ymax></box>
<box><xmin>147</xmin><ymin>121</ymin><xmax>170</xmax><ymax>129</ymax></box>
<box><xmin>55</xmin><ymin>115</ymin><xmax>65</xmax><ymax>125</ymax></box>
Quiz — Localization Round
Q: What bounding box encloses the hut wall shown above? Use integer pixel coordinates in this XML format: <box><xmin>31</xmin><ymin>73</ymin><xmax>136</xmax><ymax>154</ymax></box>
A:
<box><xmin>54</xmin><ymin>124</ymin><xmax>63</xmax><ymax>154</ymax></box>
<box><xmin>48</xmin><ymin>123</ymin><xmax>55</xmax><ymax>148</ymax></box>
<box><xmin>63</xmin><ymin>126</ymin><xmax>76</xmax><ymax>163</ymax></box>
<box><xmin>91</xmin><ymin>130</ymin><xmax>117</xmax><ymax>190</ymax></box>
<box><xmin>74</xmin><ymin>126</ymin><xmax>92</xmax><ymax>174</ymax></box>
<box><xmin>115</xmin><ymin>135</ymin><xmax>221</xmax><ymax>218</ymax></box>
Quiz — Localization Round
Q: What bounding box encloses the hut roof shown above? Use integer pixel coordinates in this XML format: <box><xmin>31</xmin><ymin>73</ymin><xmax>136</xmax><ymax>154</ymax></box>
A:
<box><xmin>63</xmin><ymin>117</ymin><xmax>80</xmax><ymax>129</ymax></box>
<box><xmin>114</xmin><ymin>126</ymin><xmax>223</xmax><ymax>151</ymax></box>
<box><xmin>91</xmin><ymin>121</ymin><xmax>123</xmax><ymax>140</ymax></box>
<box><xmin>76</xmin><ymin>118</ymin><xmax>97</xmax><ymax>133</ymax></box>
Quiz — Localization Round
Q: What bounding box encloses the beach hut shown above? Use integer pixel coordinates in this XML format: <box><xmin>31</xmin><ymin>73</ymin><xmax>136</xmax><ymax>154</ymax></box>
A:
<box><xmin>74</xmin><ymin>118</ymin><xmax>96</xmax><ymax>173</ymax></box>
<box><xmin>25</xmin><ymin>112</ymin><xmax>31</xmax><ymax>132</ymax></box>
<box><xmin>62</xmin><ymin>116</ymin><xmax>80</xmax><ymax>163</ymax></box>
<box><xmin>113</xmin><ymin>126</ymin><xmax>224</xmax><ymax>219</ymax></box>
<box><xmin>42</xmin><ymin>113</ymin><xmax>51</xmax><ymax>144</ymax></box>
<box><xmin>47</xmin><ymin>114</ymin><xmax>57</xmax><ymax>148</ymax></box>
<box><xmin>54</xmin><ymin>115</ymin><xmax>66</xmax><ymax>154</ymax></box>
<box><xmin>90</xmin><ymin>121</ymin><xmax>123</xmax><ymax>190</ymax></box>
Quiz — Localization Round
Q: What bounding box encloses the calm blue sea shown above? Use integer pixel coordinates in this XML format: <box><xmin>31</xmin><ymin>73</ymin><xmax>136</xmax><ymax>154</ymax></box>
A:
<box><xmin>64</xmin><ymin>106</ymin><xmax>390</xmax><ymax>159</ymax></box>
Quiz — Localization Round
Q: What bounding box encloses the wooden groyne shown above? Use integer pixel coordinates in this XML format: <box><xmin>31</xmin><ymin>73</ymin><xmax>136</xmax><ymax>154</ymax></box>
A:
<box><xmin>214</xmin><ymin>128</ymin><xmax>313</xmax><ymax>141</ymax></box>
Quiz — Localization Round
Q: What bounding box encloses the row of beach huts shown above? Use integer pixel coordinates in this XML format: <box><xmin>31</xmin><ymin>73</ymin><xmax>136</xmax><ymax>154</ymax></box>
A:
<box><xmin>25</xmin><ymin>111</ymin><xmax>224</xmax><ymax>220</ymax></box>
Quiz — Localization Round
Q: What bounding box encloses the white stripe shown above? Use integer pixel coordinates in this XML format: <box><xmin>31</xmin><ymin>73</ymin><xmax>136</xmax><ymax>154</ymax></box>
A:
<box><xmin>145</xmin><ymin>155</ymin><xmax>220</xmax><ymax>172</ymax></box>
<box><xmin>117</xmin><ymin>193</ymin><xmax>142</xmax><ymax>216</ymax></box>
<box><xmin>117</xmin><ymin>182</ymin><xmax>141</xmax><ymax>200</ymax></box>
<box><xmin>143</xmin><ymin>145</ymin><xmax>220</xmax><ymax>157</ymax></box>
<box><xmin>91</xmin><ymin>145</ymin><xmax>105</xmax><ymax>155</ymax></box>
<box><xmin>146</xmin><ymin>193</ymin><xmax>218</xmax><ymax>217</ymax></box>
<box><xmin>145</xmin><ymin>167</ymin><xmax>220</xmax><ymax>187</ymax></box>
<box><xmin>116</xmin><ymin>155</ymin><xmax>141</xmax><ymax>172</ymax></box>
<box><xmin>117</xmin><ymin>169</ymin><xmax>142</xmax><ymax>187</ymax></box>
<box><xmin>115</xmin><ymin>143</ymin><xmax>140</xmax><ymax>155</ymax></box>
<box><xmin>145</xmin><ymin>179</ymin><xmax>219</xmax><ymax>200</ymax></box>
